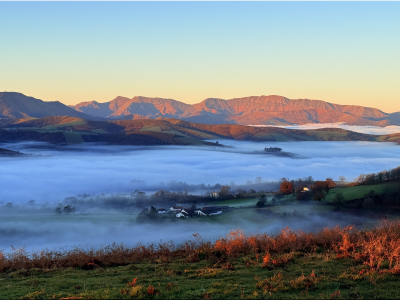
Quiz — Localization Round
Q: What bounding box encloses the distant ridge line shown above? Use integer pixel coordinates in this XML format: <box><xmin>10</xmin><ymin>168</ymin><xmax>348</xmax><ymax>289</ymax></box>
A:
<box><xmin>1</xmin><ymin>92</ymin><xmax>399</xmax><ymax>127</ymax></box>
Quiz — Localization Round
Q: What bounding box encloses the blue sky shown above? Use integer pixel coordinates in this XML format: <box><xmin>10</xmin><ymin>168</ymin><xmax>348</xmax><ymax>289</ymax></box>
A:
<box><xmin>1</xmin><ymin>2</ymin><xmax>399</xmax><ymax>111</ymax></box>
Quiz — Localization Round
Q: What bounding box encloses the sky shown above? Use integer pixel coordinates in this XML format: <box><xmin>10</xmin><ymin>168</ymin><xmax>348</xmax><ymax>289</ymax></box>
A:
<box><xmin>1</xmin><ymin>2</ymin><xmax>399</xmax><ymax>112</ymax></box>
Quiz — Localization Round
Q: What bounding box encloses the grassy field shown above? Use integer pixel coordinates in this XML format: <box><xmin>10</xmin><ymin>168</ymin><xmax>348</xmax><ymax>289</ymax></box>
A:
<box><xmin>304</xmin><ymin>130</ymin><xmax>348</xmax><ymax>141</ymax></box>
<box><xmin>139</xmin><ymin>126</ymin><xmax>162</xmax><ymax>132</ymax></box>
<box><xmin>2</xmin><ymin>254</ymin><xmax>399</xmax><ymax>299</ymax></box>
<box><xmin>325</xmin><ymin>183</ymin><xmax>397</xmax><ymax>202</ymax></box>
<box><xmin>63</xmin><ymin>131</ymin><xmax>85</xmax><ymax>144</ymax></box>
<box><xmin>2</xmin><ymin>214</ymin><xmax>400</xmax><ymax>299</ymax></box>
<box><xmin>209</xmin><ymin>198</ymin><xmax>259</xmax><ymax>208</ymax></box>
<box><xmin>3</xmin><ymin>220</ymin><xmax>400</xmax><ymax>300</ymax></box>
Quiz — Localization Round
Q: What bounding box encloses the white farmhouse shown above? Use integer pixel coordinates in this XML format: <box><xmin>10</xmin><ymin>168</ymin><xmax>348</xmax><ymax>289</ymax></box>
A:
<box><xmin>195</xmin><ymin>210</ymin><xmax>207</xmax><ymax>216</ymax></box>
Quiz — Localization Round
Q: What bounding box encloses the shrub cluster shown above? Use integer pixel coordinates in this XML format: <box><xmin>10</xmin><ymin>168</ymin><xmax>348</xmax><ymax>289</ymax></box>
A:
<box><xmin>2</xmin><ymin>220</ymin><xmax>400</xmax><ymax>273</ymax></box>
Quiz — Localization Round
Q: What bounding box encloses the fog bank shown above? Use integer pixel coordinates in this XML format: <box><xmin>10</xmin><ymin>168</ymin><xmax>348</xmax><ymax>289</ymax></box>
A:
<box><xmin>253</xmin><ymin>123</ymin><xmax>400</xmax><ymax>135</ymax></box>
<box><xmin>0</xmin><ymin>207</ymin><xmax>373</xmax><ymax>252</ymax></box>
<box><xmin>1</xmin><ymin>140</ymin><xmax>400</xmax><ymax>204</ymax></box>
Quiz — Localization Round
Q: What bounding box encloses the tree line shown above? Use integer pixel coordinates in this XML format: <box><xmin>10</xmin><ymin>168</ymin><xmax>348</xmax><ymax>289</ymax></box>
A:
<box><xmin>353</xmin><ymin>166</ymin><xmax>400</xmax><ymax>186</ymax></box>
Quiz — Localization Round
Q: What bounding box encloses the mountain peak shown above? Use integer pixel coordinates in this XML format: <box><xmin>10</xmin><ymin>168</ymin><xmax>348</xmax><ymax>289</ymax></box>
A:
<box><xmin>0</xmin><ymin>92</ymin><xmax>93</xmax><ymax>119</ymax></box>
<box><xmin>2</xmin><ymin>92</ymin><xmax>397</xmax><ymax>127</ymax></box>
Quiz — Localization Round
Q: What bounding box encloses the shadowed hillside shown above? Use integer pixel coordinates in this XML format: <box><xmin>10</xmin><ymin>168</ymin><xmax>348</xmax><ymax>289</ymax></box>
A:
<box><xmin>0</xmin><ymin>147</ymin><xmax>25</xmax><ymax>157</ymax></box>
<box><xmin>1</xmin><ymin>116</ymin><xmax>400</xmax><ymax>146</ymax></box>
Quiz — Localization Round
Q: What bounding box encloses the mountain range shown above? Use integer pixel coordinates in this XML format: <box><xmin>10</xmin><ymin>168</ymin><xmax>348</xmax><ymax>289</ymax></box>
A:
<box><xmin>1</xmin><ymin>92</ymin><xmax>400</xmax><ymax>126</ymax></box>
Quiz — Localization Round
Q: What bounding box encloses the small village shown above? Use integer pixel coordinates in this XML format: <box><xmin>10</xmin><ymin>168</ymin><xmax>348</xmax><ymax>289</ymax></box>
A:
<box><xmin>138</xmin><ymin>203</ymin><xmax>231</xmax><ymax>221</ymax></box>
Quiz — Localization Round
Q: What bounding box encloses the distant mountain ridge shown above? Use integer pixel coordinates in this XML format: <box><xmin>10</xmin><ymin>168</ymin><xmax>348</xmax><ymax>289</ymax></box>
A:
<box><xmin>1</xmin><ymin>92</ymin><xmax>399</xmax><ymax>126</ymax></box>
<box><xmin>73</xmin><ymin>96</ymin><xmax>191</xmax><ymax>119</ymax></box>
<box><xmin>73</xmin><ymin>94</ymin><xmax>399</xmax><ymax>126</ymax></box>
<box><xmin>0</xmin><ymin>92</ymin><xmax>97</xmax><ymax>120</ymax></box>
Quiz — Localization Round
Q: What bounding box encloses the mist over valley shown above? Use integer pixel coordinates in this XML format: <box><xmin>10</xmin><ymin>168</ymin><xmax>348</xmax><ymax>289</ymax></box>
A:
<box><xmin>1</xmin><ymin>139</ymin><xmax>400</xmax><ymax>252</ymax></box>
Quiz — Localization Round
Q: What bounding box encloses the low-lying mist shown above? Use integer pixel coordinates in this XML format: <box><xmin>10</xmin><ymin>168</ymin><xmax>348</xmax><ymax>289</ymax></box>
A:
<box><xmin>1</xmin><ymin>140</ymin><xmax>399</xmax><ymax>252</ymax></box>
<box><xmin>0</xmin><ymin>205</ymin><xmax>373</xmax><ymax>253</ymax></box>
<box><xmin>254</xmin><ymin>123</ymin><xmax>400</xmax><ymax>135</ymax></box>
<box><xmin>1</xmin><ymin>140</ymin><xmax>400</xmax><ymax>204</ymax></box>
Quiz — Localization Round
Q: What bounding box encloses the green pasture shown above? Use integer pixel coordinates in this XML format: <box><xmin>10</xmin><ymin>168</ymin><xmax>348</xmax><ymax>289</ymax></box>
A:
<box><xmin>304</xmin><ymin>130</ymin><xmax>348</xmax><ymax>141</ymax></box>
<box><xmin>324</xmin><ymin>183</ymin><xmax>397</xmax><ymax>202</ymax></box>
<box><xmin>63</xmin><ymin>132</ymin><xmax>85</xmax><ymax>144</ymax></box>
<box><xmin>139</xmin><ymin>126</ymin><xmax>162</xmax><ymax>132</ymax></box>
<box><xmin>162</xmin><ymin>130</ymin><xmax>187</xmax><ymax>137</ymax></box>
<box><xmin>209</xmin><ymin>198</ymin><xmax>259</xmax><ymax>208</ymax></box>
<box><xmin>175</xmin><ymin>136</ymin><xmax>204</xmax><ymax>145</ymax></box>
<box><xmin>266</xmin><ymin>203</ymin><xmax>333</xmax><ymax>214</ymax></box>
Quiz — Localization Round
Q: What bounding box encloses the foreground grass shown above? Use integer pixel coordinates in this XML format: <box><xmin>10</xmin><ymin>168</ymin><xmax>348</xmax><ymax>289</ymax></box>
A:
<box><xmin>2</xmin><ymin>252</ymin><xmax>400</xmax><ymax>299</ymax></box>
<box><xmin>3</xmin><ymin>220</ymin><xmax>400</xmax><ymax>299</ymax></box>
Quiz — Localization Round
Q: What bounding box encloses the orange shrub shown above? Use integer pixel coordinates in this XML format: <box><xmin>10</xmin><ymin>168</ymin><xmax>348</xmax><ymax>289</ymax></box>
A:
<box><xmin>2</xmin><ymin>220</ymin><xmax>400</xmax><ymax>273</ymax></box>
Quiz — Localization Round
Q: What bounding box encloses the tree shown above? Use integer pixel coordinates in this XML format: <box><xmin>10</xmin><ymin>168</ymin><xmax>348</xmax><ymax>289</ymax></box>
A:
<box><xmin>313</xmin><ymin>192</ymin><xmax>325</xmax><ymax>201</ymax></box>
<box><xmin>313</xmin><ymin>181</ymin><xmax>328</xmax><ymax>193</ymax></box>
<box><xmin>256</xmin><ymin>194</ymin><xmax>267</xmax><ymax>207</ymax></box>
<box><xmin>219</xmin><ymin>185</ymin><xmax>231</xmax><ymax>198</ymax></box>
<box><xmin>26</xmin><ymin>200</ymin><xmax>36</xmax><ymax>206</ymax></box>
<box><xmin>325</xmin><ymin>178</ymin><xmax>336</xmax><ymax>192</ymax></box>
<box><xmin>148</xmin><ymin>206</ymin><xmax>159</xmax><ymax>219</ymax></box>
<box><xmin>235</xmin><ymin>189</ymin><xmax>246</xmax><ymax>198</ymax></box>
<box><xmin>339</xmin><ymin>176</ymin><xmax>346</xmax><ymax>184</ymax></box>
<box><xmin>333</xmin><ymin>193</ymin><xmax>345</xmax><ymax>207</ymax></box>
<box><xmin>63</xmin><ymin>205</ymin><xmax>76</xmax><ymax>214</ymax></box>
<box><xmin>280</xmin><ymin>180</ymin><xmax>293</xmax><ymax>195</ymax></box>
<box><xmin>256</xmin><ymin>199</ymin><xmax>266</xmax><ymax>208</ymax></box>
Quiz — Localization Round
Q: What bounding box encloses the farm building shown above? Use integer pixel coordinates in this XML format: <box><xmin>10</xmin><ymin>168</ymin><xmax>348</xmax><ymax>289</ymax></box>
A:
<box><xmin>168</xmin><ymin>206</ymin><xmax>183</xmax><ymax>213</ymax></box>
<box><xmin>210</xmin><ymin>192</ymin><xmax>219</xmax><ymax>199</ymax></box>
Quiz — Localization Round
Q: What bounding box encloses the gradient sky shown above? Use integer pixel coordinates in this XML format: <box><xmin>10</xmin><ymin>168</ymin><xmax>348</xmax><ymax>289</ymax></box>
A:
<box><xmin>1</xmin><ymin>2</ymin><xmax>399</xmax><ymax>112</ymax></box>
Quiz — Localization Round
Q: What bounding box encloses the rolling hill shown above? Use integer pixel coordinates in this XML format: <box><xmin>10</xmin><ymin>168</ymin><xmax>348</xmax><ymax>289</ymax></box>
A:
<box><xmin>2</xmin><ymin>116</ymin><xmax>400</xmax><ymax>146</ymax></box>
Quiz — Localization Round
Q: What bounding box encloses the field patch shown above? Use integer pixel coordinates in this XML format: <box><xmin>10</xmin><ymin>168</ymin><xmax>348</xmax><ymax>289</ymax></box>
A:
<box><xmin>210</xmin><ymin>198</ymin><xmax>258</xmax><ymax>208</ymax></box>
<box><xmin>63</xmin><ymin>132</ymin><xmax>85</xmax><ymax>144</ymax></box>
<box><xmin>42</xmin><ymin>119</ymin><xmax>87</xmax><ymax>129</ymax></box>
<box><xmin>139</xmin><ymin>125</ymin><xmax>162</xmax><ymax>132</ymax></box>
<box><xmin>325</xmin><ymin>183</ymin><xmax>397</xmax><ymax>202</ymax></box>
